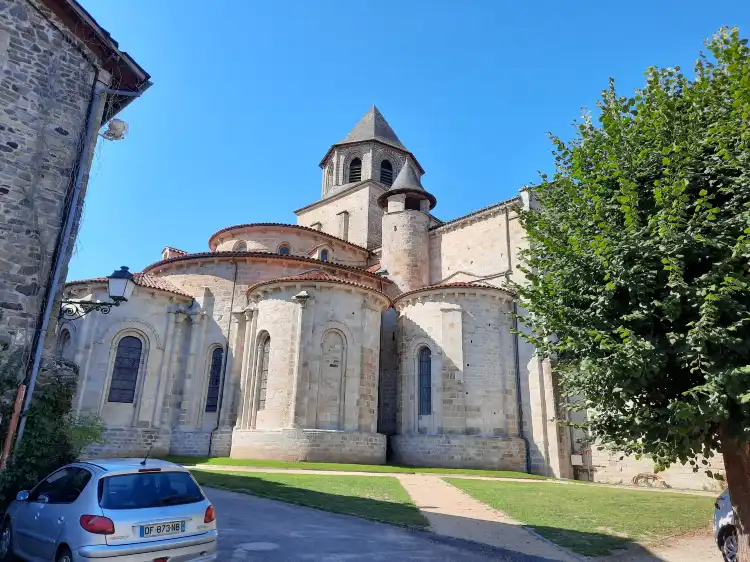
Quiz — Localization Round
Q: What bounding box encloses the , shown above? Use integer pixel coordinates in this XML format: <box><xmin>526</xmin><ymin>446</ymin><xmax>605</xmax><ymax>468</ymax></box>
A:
<box><xmin>0</xmin><ymin>459</ymin><xmax>217</xmax><ymax>562</ymax></box>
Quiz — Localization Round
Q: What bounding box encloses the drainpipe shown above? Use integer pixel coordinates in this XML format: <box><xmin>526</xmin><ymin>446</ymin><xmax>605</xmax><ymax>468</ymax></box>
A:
<box><xmin>512</xmin><ymin>301</ymin><xmax>532</xmax><ymax>474</ymax></box>
<box><xmin>15</xmin><ymin>86</ymin><xmax>143</xmax><ymax>456</ymax></box>
<box><xmin>209</xmin><ymin>260</ymin><xmax>239</xmax><ymax>456</ymax></box>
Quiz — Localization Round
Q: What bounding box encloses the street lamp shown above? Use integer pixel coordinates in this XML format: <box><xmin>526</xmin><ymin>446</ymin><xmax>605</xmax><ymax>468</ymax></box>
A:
<box><xmin>60</xmin><ymin>266</ymin><xmax>135</xmax><ymax>320</ymax></box>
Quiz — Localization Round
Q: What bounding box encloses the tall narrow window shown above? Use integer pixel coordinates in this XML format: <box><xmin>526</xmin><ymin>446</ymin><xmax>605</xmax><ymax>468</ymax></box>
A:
<box><xmin>380</xmin><ymin>160</ymin><xmax>393</xmax><ymax>186</ymax></box>
<box><xmin>418</xmin><ymin>347</ymin><xmax>432</xmax><ymax>415</ymax></box>
<box><xmin>348</xmin><ymin>158</ymin><xmax>361</xmax><ymax>183</ymax></box>
<box><xmin>108</xmin><ymin>336</ymin><xmax>143</xmax><ymax>403</ymax></box>
<box><xmin>257</xmin><ymin>336</ymin><xmax>271</xmax><ymax>410</ymax></box>
<box><xmin>320</xmin><ymin>249</ymin><xmax>329</xmax><ymax>262</ymax></box>
<box><xmin>58</xmin><ymin>329</ymin><xmax>71</xmax><ymax>360</ymax></box>
<box><xmin>205</xmin><ymin>347</ymin><xmax>224</xmax><ymax>412</ymax></box>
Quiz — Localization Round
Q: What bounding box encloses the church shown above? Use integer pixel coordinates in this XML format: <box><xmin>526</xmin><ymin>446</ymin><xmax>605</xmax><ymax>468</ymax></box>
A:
<box><xmin>59</xmin><ymin>107</ymin><xmax>724</xmax><ymax>487</ymax></box>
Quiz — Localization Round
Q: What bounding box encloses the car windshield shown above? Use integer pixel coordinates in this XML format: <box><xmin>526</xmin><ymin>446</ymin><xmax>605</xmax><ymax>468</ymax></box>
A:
<box><xmin>99</xmin><ymin>471</ymin><xmax>204</xmax><ymax>509</ymax></box>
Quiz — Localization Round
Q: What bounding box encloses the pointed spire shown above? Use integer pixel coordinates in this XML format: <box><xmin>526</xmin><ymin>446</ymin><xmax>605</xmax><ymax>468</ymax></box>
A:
<box><xmin>341</xmin><ymin>106</ymin><xmax>406</xmax><ymax>150</ymax></box>
<box><xmin>390</xmin><ymin>160</ymin><xmax>423</xmax><ymax>191</ymax></box>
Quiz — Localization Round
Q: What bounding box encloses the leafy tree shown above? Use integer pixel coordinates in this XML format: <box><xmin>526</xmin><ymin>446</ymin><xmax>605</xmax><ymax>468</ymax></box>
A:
<box><xmin>0</xmin><ymin>349</ymin><xmax>103</xmax><ymax>511</ymax></box>
<box><xmin>513</xmin><ymin>28</ymin><xmax>750</xmax><ymax>559</ymax></box>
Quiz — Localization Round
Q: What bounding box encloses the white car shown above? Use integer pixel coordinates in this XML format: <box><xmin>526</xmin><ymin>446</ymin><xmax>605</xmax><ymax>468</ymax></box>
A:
<box><xmin>714</xmin><ymin>489</ymin><xmax>736</xmax><ymax>562</ymax></box>
<box><xmin>0</xmin><ymin>458</ymin><xmax>217</xmax><ymax>561</ymax></box>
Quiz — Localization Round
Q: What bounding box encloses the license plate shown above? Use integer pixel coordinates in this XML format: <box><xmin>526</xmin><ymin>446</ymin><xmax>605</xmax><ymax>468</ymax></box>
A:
<box><xmin>139</xmin><ymin>521</ymin><xmax>185</xmax><ymax>538</ymax></box>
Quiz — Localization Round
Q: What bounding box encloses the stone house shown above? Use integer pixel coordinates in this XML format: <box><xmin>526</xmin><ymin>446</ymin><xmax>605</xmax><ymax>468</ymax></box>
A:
<box><xmin>61</xmin><ymin>107</ymin><xmax>724</xmax><ymax>490</ymax></box>
<box><xmin>0</xmin><ymin>0</ymin><xmax>150</xmax><ymax>355</ymax></box>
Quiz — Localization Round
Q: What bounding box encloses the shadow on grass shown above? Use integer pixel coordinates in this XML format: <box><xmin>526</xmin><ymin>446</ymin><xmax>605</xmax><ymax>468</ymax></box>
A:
<box><xmin>194</xmin><ymin>471</ymin><xmax>672</xmax><ymax>561</ymax></box>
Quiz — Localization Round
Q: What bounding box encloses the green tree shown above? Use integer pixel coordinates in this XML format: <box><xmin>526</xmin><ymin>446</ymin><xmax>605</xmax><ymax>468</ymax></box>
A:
<box><xmin>513</xmin><ymin>28</ymin><xmax>750</xmax><ymax>560</ymax></box>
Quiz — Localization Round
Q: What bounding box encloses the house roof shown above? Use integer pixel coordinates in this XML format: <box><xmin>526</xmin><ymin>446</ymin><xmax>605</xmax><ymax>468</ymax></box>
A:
<box><xmin>65</xmin><ymin>273</ymin><xmax>192</xmax><ymax>299</ymax></box>
<box><xmin>246</xmin><ymin>270</ymin><xmax>391</xmax><ymax>303</ymax></box>
<box><xmin>45</xmin><ymin>0</ymin><xmax>152</xmax><ymax>115</ymax></box>
<box><xmin>393</xmin><ymin>281</ymin><xmax>515</xmax><ymax>305</ymax></box>
<box><xmin>377</xmin><ymin>160</ymin><xmax>437</xmax><ymax>210</ymax></box>
<box><xmin>430</xmin><ymin>195</ymin><xmax>522</xmax><ymax>232</ymax></box>
<box><xmin>207</xmin><ymin>223</ymin><xmax>370</xmax><ymax>253</ymax></box>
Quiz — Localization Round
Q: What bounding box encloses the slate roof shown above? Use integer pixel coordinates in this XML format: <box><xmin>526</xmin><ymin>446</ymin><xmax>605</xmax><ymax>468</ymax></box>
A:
<box><xmin>390</xmin><ymin>161</ymin><xmax>423</xmax><ymax>192</ymax></box>
<box><xmin>65</xmin><ymin>273</ymin><xmax>192</xmax><ymax>298</ymax></box>
<box><xmin>340</xmin><ymin>106</ymin><xmax>406</xmax><ymax>150</ymax></box>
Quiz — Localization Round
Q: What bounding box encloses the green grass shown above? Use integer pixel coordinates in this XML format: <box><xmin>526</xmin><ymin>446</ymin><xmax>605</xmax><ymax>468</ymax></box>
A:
<box><xmin>445</xmin><ymin>479</ymin><xmax>714</xmax><ymax>556</ymax></box>
<box><xmin>164</xmin><ymin>456</ymin><xmax>546</xmax><ymax>479</ymax></box>
<box><xmin>193</xmin><ymin>470</ymin><xmax>428</xmax><ymax>528</ymax></box>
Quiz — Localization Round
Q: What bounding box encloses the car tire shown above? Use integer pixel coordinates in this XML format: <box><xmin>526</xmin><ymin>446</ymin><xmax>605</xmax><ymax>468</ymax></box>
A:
<box><xmin>722</xmin><ymin>527</ymin><xmax>738</xmax><ymax>562</ymax></box>
<box><xmin>0</xmin><ymin>520</ymin><xmax>16</xmax><ymax>561</ymax></box>
<box><xmin>56</xmin><ymin>545</ymin><xmax>73</xmax><ymax>562</ymax></box>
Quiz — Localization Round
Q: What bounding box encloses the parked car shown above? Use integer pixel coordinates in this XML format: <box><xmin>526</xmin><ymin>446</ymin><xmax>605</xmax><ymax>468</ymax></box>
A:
<box><xmin>0</xmin><ymin>458</ymin><xmax>217</xmax><ymax>561</ymax></box>
<box><xmin>714</xmin><ymin>489</ymin><xmax>737</xmax><ymax>562</ymax></box>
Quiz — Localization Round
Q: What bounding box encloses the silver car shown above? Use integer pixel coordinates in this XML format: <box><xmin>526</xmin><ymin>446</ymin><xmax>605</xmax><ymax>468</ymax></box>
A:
<box><xmin>0</xmin><ymin>458</ymin><xmax>217</xmax><ymax>562</ymax></box>
<box><xmin>714</xmin><ymin>489</ymin><xmax>737</xmax><ymax>562</ymax></box>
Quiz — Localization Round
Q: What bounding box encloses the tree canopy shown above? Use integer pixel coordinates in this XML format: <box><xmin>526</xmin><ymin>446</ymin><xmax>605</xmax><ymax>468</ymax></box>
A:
<box><xmin>513</xmin><ymin>27</ymin><xmax>750</xmax><ymax>471</ymax></box>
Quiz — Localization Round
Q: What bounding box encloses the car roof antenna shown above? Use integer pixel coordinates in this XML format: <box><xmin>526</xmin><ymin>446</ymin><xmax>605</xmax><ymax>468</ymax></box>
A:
<box><xmin>140</xmin><ymin>444</ymin><xmax>154</xmax><ymax>466</ymax></box>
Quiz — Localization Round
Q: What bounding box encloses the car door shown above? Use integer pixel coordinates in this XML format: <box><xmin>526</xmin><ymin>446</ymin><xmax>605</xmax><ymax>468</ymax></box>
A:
<box><xmin>34</xmin><ymin>467</ymin><xmax>93</xmax><ymax>560</ymax></box>
<box><xmin>14</xmin><ymin>468</ymin><xmax>73</xmax><ymax>559</ymax></box>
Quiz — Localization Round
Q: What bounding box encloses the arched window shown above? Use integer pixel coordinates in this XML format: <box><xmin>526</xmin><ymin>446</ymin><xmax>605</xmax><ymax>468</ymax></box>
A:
<box><xmin>58</xmin><ymin>329</ymin><xmax>71</xmax><ymax>361</ymax></box>
<box><xmin>108</xmin><ymin>336</ymin><xmax>143</xmax><ymax>404</ymax></box>
<box><xmin>257</xmin><ymin>335</ymin><xmax>271</xmax><ymax>411</ymax></box>
<box><xmin>380</xmin><ymin>160</ymin><xmax>393</xmax><ymax>186</ymax></box>
<box><xmin>320</xmin><ymin>249</ymin><xmax>329</xmax><ymax>262</ymax></box>
<box><xmin>232</xmin><ymin>241</ymin><xmax>247</xmax><ymax>251</ymax></box>
<box><xmin>205</xmin><ymin>347</ymin><xmax>224</xmax><ymax>412</ymax></box>
<box><xmin>418</xmin><ymin>347</ymin><xmax>432</xmax><ymax>415</ymax></box>
<box><xmin>278</xmin><ymin>244</ymin><xmax>291</xmax><ymax>255</ymax></box>
<box><xmin>348</xmin><ymin>158</ymin><xmax>361</xmax><ymax>183</ymax></box>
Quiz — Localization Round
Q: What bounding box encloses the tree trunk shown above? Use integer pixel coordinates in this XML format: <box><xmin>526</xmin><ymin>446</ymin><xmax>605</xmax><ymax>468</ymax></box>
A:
<box><xmin>721</xmin><ymin>425</ymin><xmax>750</xmax><ymax>562</ymax></box>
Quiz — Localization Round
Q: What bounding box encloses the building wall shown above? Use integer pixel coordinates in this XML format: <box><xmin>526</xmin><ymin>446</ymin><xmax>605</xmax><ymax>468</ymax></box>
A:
<box><xmin>395</xmin><ymin>288</ymin><xmax>517</xmax><ymax>439</ymax></box>
<box><xmin>296</xmin><ymin>183</ymin><xmax>384</xmax><ymax>249</ymax></box>
<box><xmin>381</xmin><ymin>201</ymin><xmax>430</xmax><ymax>293</ymax></box>
<box><xmin>212</xmin><ymin>228</ymin><xmax>369</xmax><ymax>267</ymax></box>
<box><xmin>0</xmin><ymin>0</ymin><xmax>108</xmax><ymax>347</ymax></box>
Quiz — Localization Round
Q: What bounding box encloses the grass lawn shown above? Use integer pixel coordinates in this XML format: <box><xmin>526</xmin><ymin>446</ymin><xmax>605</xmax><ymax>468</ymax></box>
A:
<box><xmin>445</xmin><ymin>479</ymin><xmax>714</xmax><ymax>556</ymax></box>
<box><xmin>193</xmin><ymin>469</ymin><xmax>428</xmax><ymax>528</ymax></box>
<box><xmin>164</xmin><ymin>456</ymin><xmax>546</xmax><ymax>479</ymax></box>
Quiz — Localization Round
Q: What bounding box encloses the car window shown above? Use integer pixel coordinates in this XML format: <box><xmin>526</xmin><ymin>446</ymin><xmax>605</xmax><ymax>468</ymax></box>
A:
<box><xmin>30</xmin><ymin>467</ymin><xmax>92</xmax><ymax>504</ymax></box>
<box><xmin>99</xmin><ymin>471</ymin><xmax>204</xmax><ymax>509</ymax></box>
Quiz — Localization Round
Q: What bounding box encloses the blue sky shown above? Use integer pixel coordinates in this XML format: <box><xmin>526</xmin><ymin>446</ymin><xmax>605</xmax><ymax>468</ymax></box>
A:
<box><xmin>68</xmin><ymin>0</ymin><xmax>749</xmax><ymax>281</ymax></box>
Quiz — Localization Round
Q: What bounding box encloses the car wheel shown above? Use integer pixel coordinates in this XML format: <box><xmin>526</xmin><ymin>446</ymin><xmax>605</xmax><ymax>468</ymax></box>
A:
<box><xmin>0</xmin><ymin>520</ymin><xmax>15</xmax><ymax>561</ymax></box>
<box><xmin>722</xmin><ymin>528</ymin><xmax>738</xmax><ymax>562</ymax></box>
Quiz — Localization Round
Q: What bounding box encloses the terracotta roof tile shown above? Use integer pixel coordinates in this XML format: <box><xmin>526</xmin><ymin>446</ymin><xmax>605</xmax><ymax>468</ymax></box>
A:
<box><xmin>247</xmin><ymin>270</ymin><xmax>391</xmax><ymax>303</ymax></box>
<box><xmin>65</xmin><ymin>273</ymin><xmax>192</xmax><ymax>299</ymax></box>
<box><xmin>207</xmin><ymin>223</ymin><xmax>370</xmax><ymax>252</ymax></box>
<box><xmin>393</xmin><ymin>281</ymin><xmax>515</xmax><ymax>304</ymax></box>
<box><xmin>367</xmin><ymin>263</ymin><xmax>381</xmax><ymax>273</ymax></box>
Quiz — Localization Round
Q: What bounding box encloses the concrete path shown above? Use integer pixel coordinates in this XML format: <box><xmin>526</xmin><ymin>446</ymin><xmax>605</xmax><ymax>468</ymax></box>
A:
<box><xmin>206</xmin><ymin>486</ymin><xmax>563</xmax><ymax>561</ymax></box>
<box><xmin>397</xmin><ymin>474</ymin><xmax>582</xmax><ymax>562</ymax></box>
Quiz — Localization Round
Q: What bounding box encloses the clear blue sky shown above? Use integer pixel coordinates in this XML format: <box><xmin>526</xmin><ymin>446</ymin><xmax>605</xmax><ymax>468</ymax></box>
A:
<box><xmin>68</xmin><ymin>0</ymin><xmax>749</xmax><ymax>281</ymax></box>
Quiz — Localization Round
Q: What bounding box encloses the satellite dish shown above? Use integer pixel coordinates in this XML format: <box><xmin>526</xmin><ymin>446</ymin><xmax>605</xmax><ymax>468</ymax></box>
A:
<box><xmin>101</xmin><ymin>119</ymin><xmax>129</xmax><ymax>141</ymax></box>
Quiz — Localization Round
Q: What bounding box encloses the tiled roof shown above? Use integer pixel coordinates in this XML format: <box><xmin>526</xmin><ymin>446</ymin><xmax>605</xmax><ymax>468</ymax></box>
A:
<box><xmin>162</xmin><ymin>246</ymin><xmax>188</xmax><ymax>255</ymax></box>
<box><xmin>142</xmin><ymin>251</ymin><xmax>388</xmax><ymax>280</ymax></box>
<box><xmin>429</xmin><ymin>195</ymin><xmax>523</xmax><ymax>231</ymax></box>
<box><xmin>393</xmin><ymin>281</ymin><xmax>515</xmax><ymax>304</ymax></box>
<box><xmin>65</xmin><ymin>273</ymin><xmax>192</xmax><ymax>298</ymax></box>
<box><xmin>207</xmin><ymin>223</ymin><xmax>370</xmax><ymax>252</ymax></box>
<box><xmin>367</xmin><ymin>263</ymin><xmax>381</xmax><ymax>273</ymax></box>
<box><xmin>246</xmin><ymin>270</ymin><xmax>391</xmax><ymax>303</ymax></box>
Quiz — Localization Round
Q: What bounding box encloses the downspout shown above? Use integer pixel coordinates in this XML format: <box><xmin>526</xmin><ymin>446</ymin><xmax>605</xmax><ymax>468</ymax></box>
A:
<box><xmin>209</xmin><ymin>260</ymin><xmax>239</xmax><ymax>456</ymax></box>
<box><xmin>16</xmin><ymin>86</ymin><xmax>142</xmax><ymax>454</ymax></box>
<box><xmin>513</xmin><ymin>301</ymin><xmax>532</xmax><ymax>474</ymax></box>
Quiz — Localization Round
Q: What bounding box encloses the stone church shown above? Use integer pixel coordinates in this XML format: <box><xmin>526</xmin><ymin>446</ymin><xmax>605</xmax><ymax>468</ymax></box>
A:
<box><xmin>59</xmin><ymin>107</ymin><xmax>724</xmax><ymax>487</ymax></box>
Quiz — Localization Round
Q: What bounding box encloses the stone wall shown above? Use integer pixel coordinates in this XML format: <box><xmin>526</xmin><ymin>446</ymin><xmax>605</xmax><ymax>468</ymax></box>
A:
<box><xmin>0</xmin><ymin>0</ymin><xmax>106</xmax><ymax>347</ymax></box>
<box><xmin>391</xmin><ymin>434</ymin><xmax>526</xmax><ymax>471</ymax></box>
<box><xmin>86</xmin><ymin>428</ymin><xmax>171</xmax><ymax>459</ymax></box>
<box><xmin>587</xmin><ymin>448</ymin><xmax>726</xmax><ymax>492</ymax></box>
<box><xmin>231</xmin><ymin>428</ymin><xmax>386</xmax><ymax>464</ymax></box>
<box><xmin>296</xmin><ymin>182</ymin><xmax>384</xmax><ymax>249</ymax></box>
<box><xmin>381</xmin><ymin>202</ymin><xmax>430</xmax><ymax>293</ymax></box>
